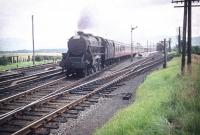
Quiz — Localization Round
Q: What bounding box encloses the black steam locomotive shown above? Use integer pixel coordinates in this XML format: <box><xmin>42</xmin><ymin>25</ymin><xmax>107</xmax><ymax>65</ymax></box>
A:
<box><xmin>60</xmin><ymin>31</ymin><xmax>135</xmax><ymax>77</ymax></box>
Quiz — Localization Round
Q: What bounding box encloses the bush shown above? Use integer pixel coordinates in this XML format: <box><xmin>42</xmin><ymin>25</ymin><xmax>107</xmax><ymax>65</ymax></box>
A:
<box><xmin>0</xmin><ymin>56</ymin><xmax>11</xmax><ymax>65</ymax></box>
<box><xmin>34</xmin><ymin>55</ymin><xmax>61</xmax><ymax>62</ymax></box>
<box><xmin>192</xmin><ymin>46</ymin><xmax>200</xmax><ymax>55</ymax></box>
<box><xmin>35</xmin><ymin>55</ymin><xmax>43</xmax><ymax>61</ymax></box>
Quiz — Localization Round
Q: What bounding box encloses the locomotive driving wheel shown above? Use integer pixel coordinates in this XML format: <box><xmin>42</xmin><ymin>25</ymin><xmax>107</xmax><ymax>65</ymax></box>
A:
<box><xmin>79</xmin><ymin>68</ymin><xmax>88</xmax><ymax>78</ymax></box>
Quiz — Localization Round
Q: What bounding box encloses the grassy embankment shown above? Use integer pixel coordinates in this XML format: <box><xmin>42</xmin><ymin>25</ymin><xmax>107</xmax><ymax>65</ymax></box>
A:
<box><xmin>0</xmin><ymin>60</ymin><xmax>53</xmax><ymax>71</ymax></box>
<box><xmin>94</xmin><ymin>57</ymin><xmax>200</xmax><ymax>135</ymax></box>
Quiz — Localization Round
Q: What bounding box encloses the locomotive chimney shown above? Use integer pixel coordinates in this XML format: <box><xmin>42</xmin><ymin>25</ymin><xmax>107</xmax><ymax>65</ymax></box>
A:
<box><xmin>77</xmin><ymin>31</ymin><xmax>84</xmax><ymax>35</ymax></box>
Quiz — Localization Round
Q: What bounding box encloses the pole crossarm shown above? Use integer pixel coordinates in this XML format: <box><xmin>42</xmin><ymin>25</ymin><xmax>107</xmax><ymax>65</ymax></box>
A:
<box><xmin>172</xmin><ymin>0</ymin><xmax>200</xmax><ymax>7</ymax></box>
<box><xmin>131</xmin><ymin>26</ymin><xmax>138</xmax><ymax>31</ymax></box>
<box><xmin>172</xmin><ymin>0</ymin><xmax>200</xmax><ymax>3</ymax></box>
<box><xmin>174</xmin><ymin>5</ymin><xmax>200</xmax><ymax>7</ymax></box>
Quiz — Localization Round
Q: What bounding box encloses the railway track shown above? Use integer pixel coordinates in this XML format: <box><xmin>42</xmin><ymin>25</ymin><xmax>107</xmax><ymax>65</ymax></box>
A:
<box><xmin>0</xmin><ymin>72</ymin><xmax>24</xmax><ymax>82</ymax></box>
<box><xmin>0</xmin><ymin>68</ymin><xmax>62</xmax><ymax>88</ymax></box>
<box><xmin>0</xmin><ymin>68</ymin><xmax>64</xmax><ymax>99</ymax></box>
<box><xmin>11</xmin><ymin>62</ymin><xmax>59</xmax><ymax>73</ymax></box>
<box><xmin>0</xmin><ymin>62</ymin><xmax>59</xmax><ymax>82</ymax></box>
<box><xmin>0</xmin><ymin>54</ymin><xmax>164</xmax><ymax>135</ymax></box>
<box><xmin>0</xmin><ymin>56</ymin><xmax>144</xmax><ymax>118</ymax></box>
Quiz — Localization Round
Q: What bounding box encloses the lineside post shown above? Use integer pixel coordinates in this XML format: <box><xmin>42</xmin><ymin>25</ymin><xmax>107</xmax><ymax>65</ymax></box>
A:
<box><xmin>32</xmin><ymin>15</ymin><xmax>35</xmax><ymax>65</ymax></box>
<box><xmin>169</xmin><ymin>38</ymin><xmax>171</xmax><ymax>52</ymax></box>
<box><xmin>163</xmin><ymin>39</ymin><xmax>167</xmax><ymax>68</ymax></box>
<box><xmin>130</xmin><ymin>26</ymin><xmax>137</xmax><ymax>61</ymax></box>
<box><xmin>131</xmin><ymin>25</ymin><xmax>133</xmax><ymax>62</ymax></box>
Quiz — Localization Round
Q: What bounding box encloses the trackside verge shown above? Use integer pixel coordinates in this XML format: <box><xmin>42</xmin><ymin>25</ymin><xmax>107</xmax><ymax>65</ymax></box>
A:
<box><xmin>94</xmin><ymin>57</ymin><xmax>200</xmax><ymax>135</ymax></box>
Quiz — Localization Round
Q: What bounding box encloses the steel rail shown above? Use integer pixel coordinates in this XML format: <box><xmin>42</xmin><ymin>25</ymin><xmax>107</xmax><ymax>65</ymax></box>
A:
<box><xmin>0</xmin><ymin>57</ymin><xmax>143</xmax><ymax>118</ymax></box>
<box><xmin>0</xmin><ymin>72</ymin><xmax>24</xmax><ymax>82</ymax></box>
<box><xmin>0</xmin><ymin>57</ymin><xmax>142</xmax><ymax>119</ymax></box>
<box><xmin>11</xmin><ymin>62</ymin><xmax>59</xmax><ymax>73</ymax></box>
<box><xmin>0</xmin><ymin>62</ymin><xmax>58</xmax><ymax>82</ymax></box>
<box><xmin>0</xmin><ymin>68</ymin><xmax>61</xmax><ymax>87</ymax></box>
<box><xmin>0</xmin><ymin>55</ymin><xmax>162</xmax><ymax>123</ymax></box>
<box><xmin>0</xmin><ymin>70</ymin><xmax>63</xmax><ymax>92</ymax></box>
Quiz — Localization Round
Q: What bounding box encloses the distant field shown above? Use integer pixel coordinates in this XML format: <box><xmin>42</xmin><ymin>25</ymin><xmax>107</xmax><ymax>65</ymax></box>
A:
<box><xmin>0</xmin><ymin>52</ymin><xmax>62</xmax><ymax>57</ymax></box>
<box><xmin>0</xmin><ymin>60</ymin><xmax>54</xmax><ymax>71</ymax></box>
<box><xmin>0</xmin><ymin>52</ymin><xmax>62</xmax><ymax>71</ymax></box>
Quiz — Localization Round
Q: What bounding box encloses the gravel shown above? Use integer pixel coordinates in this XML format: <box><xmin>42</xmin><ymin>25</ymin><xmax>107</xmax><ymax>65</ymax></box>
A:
<box><xmin>50</xmin><ymin>72</ymin><xmax>149</xmax><ymax>135</ymax></box>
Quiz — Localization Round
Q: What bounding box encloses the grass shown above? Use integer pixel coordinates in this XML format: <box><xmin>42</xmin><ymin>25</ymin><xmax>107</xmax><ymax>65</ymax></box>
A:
<box><xmin>94</xmin><ymin>57</ymin><xmax>200</xmax><ymax>135</ymax></box>
<box><xmin>0</xmin><ymin>60</ymin><xmax>54</xmax><ymax>71</ymax></box>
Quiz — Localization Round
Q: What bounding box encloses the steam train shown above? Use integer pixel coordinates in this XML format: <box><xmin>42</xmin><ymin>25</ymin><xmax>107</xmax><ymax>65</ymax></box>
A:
<box><xmin>60</xmin><ymin>31</ymin><xmax>139</xmax><ymax>77</ymax></box>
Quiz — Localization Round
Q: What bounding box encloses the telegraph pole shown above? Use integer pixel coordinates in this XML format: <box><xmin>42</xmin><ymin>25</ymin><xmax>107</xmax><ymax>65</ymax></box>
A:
<box><xmin>181</xmin><ymin>0</ymin><xmax>187</xmax><ymax>75</ymax></box>
<box><xmin>187</xmin><ymin>0</ymin><xmax>192</xmax><ymax>73</ymax></box>
<box><xmin>178</xmin><ymin>27</ymin><xmax>181</xmax><ymax>54</ymax></box>
<box><xmin>32</xmin><ymin>15</ymin><xmax>35</xmax><ymax>65</ymax></box>
<box><xmin>172</xmin><ymin>0</ymin><xmax>200</xmax><ymax>75</ymax></box>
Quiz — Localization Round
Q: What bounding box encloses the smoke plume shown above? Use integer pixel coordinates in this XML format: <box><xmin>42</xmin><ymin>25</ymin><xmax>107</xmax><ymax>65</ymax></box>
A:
<box><xmin>77</xmin><ymin>9</ymin><xmax>94</xmax><ymax>30</ymax></box>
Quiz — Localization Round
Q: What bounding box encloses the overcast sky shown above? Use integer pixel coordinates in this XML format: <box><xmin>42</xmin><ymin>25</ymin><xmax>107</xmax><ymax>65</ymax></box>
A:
<box><xmin>0</xmin><ymin>0</ymin><xmax>199</xmax><ymax>51</ymax></box>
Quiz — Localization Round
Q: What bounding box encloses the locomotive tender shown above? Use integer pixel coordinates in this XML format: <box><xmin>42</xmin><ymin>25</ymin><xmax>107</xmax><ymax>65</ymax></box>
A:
<box><xmin>60</xmin><ymin>31</ymin><xmax>135</xmax><ymax>77</ymax></box>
